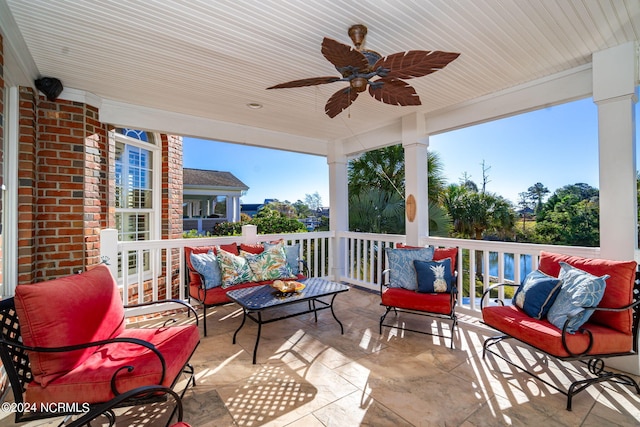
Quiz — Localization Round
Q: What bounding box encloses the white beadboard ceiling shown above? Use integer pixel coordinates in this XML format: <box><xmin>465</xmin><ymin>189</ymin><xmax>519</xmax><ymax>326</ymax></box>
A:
<box><xmin>3</xmin><ymin>0</ymin><xmax>640</xmax><ymax>145</ymax></box>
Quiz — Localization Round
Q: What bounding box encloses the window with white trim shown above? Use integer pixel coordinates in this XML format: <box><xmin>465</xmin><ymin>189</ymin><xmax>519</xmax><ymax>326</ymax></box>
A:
<box><xmin>113</xmin><ymin>129</ymin><xmax>160</xmax><ymax>277</ymax></box>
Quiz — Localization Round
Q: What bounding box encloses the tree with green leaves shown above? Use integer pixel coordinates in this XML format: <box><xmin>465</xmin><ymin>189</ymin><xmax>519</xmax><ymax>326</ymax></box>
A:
<box><xmin>533</xmin><ymin>183</ymin><xmax>599</xmax><ymax>246</ymax></box>
<box><xmin>348</xmin><ymin>144</ymin><xmax>450</xmax><ymax>234</ymax></box>
<box><xmin>527</xmin><ymin>182</ymin><xmax>550</xmax><ymax>214</ymax></box>
<box><xmin>443</xmin><ymin>182</ymin><xmax>516</xmax><ymax>240</ymax></box>
<box><xmin>304</xmin><ymin>192</ymin><xmax>323</xmax><ymax>212</ymax></box>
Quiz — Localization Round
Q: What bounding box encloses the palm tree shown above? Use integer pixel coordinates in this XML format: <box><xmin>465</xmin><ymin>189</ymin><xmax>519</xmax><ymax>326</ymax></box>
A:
<box><xmin>348</xmin><ymin>144</ymin><xmax>451</xmax><ymax>234</ymax></box>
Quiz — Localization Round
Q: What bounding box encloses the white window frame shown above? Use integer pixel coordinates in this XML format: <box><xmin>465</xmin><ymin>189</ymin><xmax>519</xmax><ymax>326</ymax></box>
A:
<box><xmin>111</xmin><ymin>130</ymin><xmax>161</xmax><ymax>283</ymax></box>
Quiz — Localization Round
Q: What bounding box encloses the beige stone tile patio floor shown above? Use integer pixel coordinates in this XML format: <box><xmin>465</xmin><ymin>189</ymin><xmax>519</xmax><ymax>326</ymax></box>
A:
<box><xmin>2</xmin><ymin>285</ymin><xmax>639</xmax><ymax>426</ymax></box>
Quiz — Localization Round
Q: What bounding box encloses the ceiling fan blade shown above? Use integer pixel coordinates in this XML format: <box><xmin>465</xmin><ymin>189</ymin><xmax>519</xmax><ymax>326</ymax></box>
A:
<box><xmin>321</xmin><ymin>37</ymin><xmax>369</xmax><ymax>72</ymax></box>
<box><xmin>368</xmin><ymin>79</ymin><xmax>421</xmax><ymax>106</ymax></box>
<box><xmin>375</xmin><ymin>50</ymin><xmax>460</xmax><ymax>80</ymax></box>
<box><xmin>325</xmin><ymin>87</ymin><xmax>360</xmax><ymax>118</ymax></box>
<box><xmin>267</xmin><ymin>76</ymin><xmax>341</xmax><ymax>89</ymax></box>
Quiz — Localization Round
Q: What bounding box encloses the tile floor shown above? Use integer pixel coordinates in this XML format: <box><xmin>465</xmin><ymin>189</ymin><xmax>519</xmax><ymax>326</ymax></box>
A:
<box><xmin>2</xmin><ymin>285</ymin><xmax>639</xmax><ymax>426</ymax></box>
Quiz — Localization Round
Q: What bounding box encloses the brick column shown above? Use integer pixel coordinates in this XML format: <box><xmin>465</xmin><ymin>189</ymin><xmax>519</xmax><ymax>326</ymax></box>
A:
<box><xmin>161</xmin><ymin>134</ymin><xmax>183</xmax><ymax>298</ymax></box>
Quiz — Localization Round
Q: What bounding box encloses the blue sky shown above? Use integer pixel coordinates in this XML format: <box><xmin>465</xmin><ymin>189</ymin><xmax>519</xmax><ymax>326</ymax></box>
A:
<box><xmin>183</xmin><ymin>97</ymin><xmax>639</xmax><ymax>206</ymax></box>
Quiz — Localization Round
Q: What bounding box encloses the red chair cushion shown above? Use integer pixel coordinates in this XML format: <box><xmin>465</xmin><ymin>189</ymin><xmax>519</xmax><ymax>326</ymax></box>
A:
<box><xmin>482</xmin><ymin>305</ymin><xmax>632</xmax><ymax>358</ymax></box>
<box><xmin>24</xmin><ymin>324</ymin><xmax>200</xmax><ymax>405</ymax></box>
<box><xmin>382</xmin><ymin>287</ymin><xmax>453</xmax><ymax>315</ymax></box>
<box><xmin>14</xmin><ymin>265</ymin><xmax>125</xmax><ymax>386</ymax></box>
<box><xmin>538</xmin><ymin>251</ymin><xmax>637</xmax><ymax>334</ymax></box>
<box><xmin>433</xmin><ymin>247</ymin><xmax>458</xmax><ymax>270</ymax></box>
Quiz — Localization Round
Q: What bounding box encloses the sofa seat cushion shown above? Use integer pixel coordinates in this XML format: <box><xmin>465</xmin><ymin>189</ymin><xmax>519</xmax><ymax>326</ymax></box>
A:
<box><xmin>24</xmin><ymin>324</ymin><xmax>199</xmax><ymax>405</ymax></box>
<box><xmin>190</xmin><ymin>275</ymin><xmax>305</xmax><ymax>306</ymax></box>
<box><xmin>14</xmin><ymin>265</ymin><xmax>125</xmax><ymax>387</ymax></box>
<box><xmin>538</xmin><ymin>251</ymin><xmax>636</xmax><ymax>334</ymax></box>
<box><xmin>382</xmin><ymin>287</ymin><xmax>453</xmax><ymax>315</ymax></box>
<box><xmin>482</xmin><ymin>305</ymin><xmax>632</xmax><ymax>358</ymax></box>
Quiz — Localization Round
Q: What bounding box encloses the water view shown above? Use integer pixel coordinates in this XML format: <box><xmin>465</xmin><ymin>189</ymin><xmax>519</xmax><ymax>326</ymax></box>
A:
<box><xmin>488</xmin><ymin>252</ymin><xmax>532</xmax><ymax>283</ymax></box>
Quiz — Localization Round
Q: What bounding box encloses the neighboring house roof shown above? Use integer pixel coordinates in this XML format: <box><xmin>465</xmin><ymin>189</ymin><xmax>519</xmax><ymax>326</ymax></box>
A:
<box><xmin>183</xmin><ymin>168</ymin><xmax>248</xmax><ymax>193</ymax></box>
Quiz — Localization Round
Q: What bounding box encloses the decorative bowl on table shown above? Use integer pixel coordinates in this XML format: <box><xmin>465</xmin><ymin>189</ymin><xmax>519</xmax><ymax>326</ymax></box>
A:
<box><xmin>271</xmin><ymin>280</ymin><xmax>305</xmax><ymax>293</ymax></box>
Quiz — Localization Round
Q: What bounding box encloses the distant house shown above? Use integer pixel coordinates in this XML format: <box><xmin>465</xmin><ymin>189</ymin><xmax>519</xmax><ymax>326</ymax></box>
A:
<box><xmin>183</xmin><ymin>168</ymin><xmax>249</xmax><ymax>233</ymax></box>
<box><xmin>240</xmin><ymin>199</ymin><xmax>275</xmax><ymax>218</ymax></box>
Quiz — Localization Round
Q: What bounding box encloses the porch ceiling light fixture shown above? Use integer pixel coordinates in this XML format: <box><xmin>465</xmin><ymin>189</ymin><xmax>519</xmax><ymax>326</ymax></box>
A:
<box><xmin>246</xmin><ymin>102</ymin><xmax>263</xmax><ymax>109</ymax></box>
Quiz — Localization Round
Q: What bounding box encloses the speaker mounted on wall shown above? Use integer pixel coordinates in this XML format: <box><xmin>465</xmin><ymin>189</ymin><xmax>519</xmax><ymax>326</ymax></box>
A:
<box><xmin>35</xmin><ymin>77</ymin><xmax>63</xmax><ymax>101</ymax></box>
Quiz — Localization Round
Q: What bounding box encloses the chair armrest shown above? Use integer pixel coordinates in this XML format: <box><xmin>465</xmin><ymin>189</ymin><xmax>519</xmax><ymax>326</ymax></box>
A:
<box><xmin>0</xmin><ymin>336</ymin><xmax>167</xmax><ymax>392</ymax></box>
<box><xmin>67</xmin><ymin>384</ymin><xmax>184</xmax><ymax>427</ymax></box>
<box><xmin>125</xmin><ymin>299</ymin><xmax>199</xmax><ymax>326</ymax></box>
<box><xmin>380</xmin><ymin>269</ymin><xmax>391</xmax><ymax>295</ymax></box>
<box><xmin>559</xmin><ymin>299</ymin><xmax>640</xmax><ymax>357</ymax></box>
<box><xmin>298</xmin><ymin>258</ymin><xmax>309</xmax><ymax>277</ymax></box>
<box><xmin>480</xmin><ymin>283</ymin><xmax>520</xmax><ymax>310</ymax></box>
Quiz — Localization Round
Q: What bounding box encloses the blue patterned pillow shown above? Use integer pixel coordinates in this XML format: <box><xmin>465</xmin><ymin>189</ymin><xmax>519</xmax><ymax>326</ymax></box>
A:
<box><xmin>263</xmin><ymin>241</ymin><xmax>301</xmax><ymax>275</ymax></box>
<box><xmin>386</xmin><ymin>247</ymin><xmax>434</xmax><ymax>291</ymax></box>
<box><xmin>547</xmin><ymin>262</ymin><xmax>608</xmax><ymax>333</ymax></box>
<box><xmin>414</xmin><ymin>258</ymin><xmax>453</xmax><ymax>293</ymax></box>
<box><xmin>512</xmin><ymin>270</ymin><xmax>562</xmax><ymax>319</ymax></box>
<box><xmin>190</xmin><ymin>251</ymin><xmax>222</xmax><ymax>289</ymax></box>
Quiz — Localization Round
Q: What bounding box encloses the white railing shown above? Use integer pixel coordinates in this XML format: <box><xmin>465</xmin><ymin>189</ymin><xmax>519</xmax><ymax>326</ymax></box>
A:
<box><xmin>99</xmin><ymin>226</ymin><xmax>333</xmax><ymax>317</ymax></box>
<box><xmin>101</xmin><ymin>227</ymin><xmax>604</xmax><ymax>318</ymax></box>
<box><xmin>337</xmin><ymin>232</ymin><xmax>601</xmax><ymax>316</ymax></box>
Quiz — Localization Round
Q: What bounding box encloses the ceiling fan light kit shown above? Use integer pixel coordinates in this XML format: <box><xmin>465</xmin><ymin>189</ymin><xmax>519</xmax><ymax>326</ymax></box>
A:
<box><xmin>267</xmin><ymin>24</ymin><xmax>459</xmax><ymax>118</ymax></box>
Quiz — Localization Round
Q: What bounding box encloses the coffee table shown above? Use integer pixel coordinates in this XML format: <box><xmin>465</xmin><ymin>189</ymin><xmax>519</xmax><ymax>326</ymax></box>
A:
<box><xmin>226</xmin><ymin>277</ymin><xmax>350</xmax><ymax>364</ymax></box>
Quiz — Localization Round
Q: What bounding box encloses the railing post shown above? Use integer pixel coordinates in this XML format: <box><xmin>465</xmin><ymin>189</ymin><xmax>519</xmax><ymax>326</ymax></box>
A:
<box><xmin>242</xmin><ymin>224</ymin><xmax>258</xmax><ymax>244</ymax></box>
<box><xmin>100</xmin><ymin>228</ymin><xmax>119</xmax><ymax>280</ymax></box>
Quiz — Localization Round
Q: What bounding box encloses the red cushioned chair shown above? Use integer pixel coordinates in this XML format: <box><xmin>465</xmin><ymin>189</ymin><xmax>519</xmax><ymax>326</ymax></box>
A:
<box><xmin>481</xmin><ymin>251</ymin><xmax>640</xmax><ymax>410</ymax></box>
<box><xmin>0</xmin><ymin>264</ymin><xmax>200</xmax><ymax>425</ymax></box>
<box><xmin>379</xmin><ymin>246</ymin><xmax>459</xmax><ymax>348</ymax></box>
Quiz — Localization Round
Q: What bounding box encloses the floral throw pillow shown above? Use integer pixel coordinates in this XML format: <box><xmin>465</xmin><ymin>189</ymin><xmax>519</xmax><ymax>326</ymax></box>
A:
<box><xmin>216</xmin><ymin>247</ymin><xmax>256</xmax><ymax>288</ymax></box>
<box><xmin>243</xmin><ymin>243</ymin><xmax>296</xmax><ymax>282</ymax></box>
<box><xmin>263</xmin><ymin>241</ymin><xmax>301</xmax><ymax>275</ymax></box>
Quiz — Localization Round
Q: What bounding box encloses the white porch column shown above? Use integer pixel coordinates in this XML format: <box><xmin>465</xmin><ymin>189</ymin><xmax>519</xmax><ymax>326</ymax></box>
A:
<box><xmin>226</xmin><ymin>196</ymin><xmax>239</xmax><ymax>222</ymax></box>
<box><xmin>228</xmin><ymin>196</ymin><xmax>240</xmax><ymax>222</ymax></box>
<box><xmin>328</xmin><ymin>141</ymin><xmax>348</xmax><ymax>281</ymax></box>
<box><xmin>402</xmin><ymin>113</ymin><xmax>429</xmax><ymax>246</ymax></box>
<box><xmin>593</xmin><ymin>41</ymin><xmax>639</xmax><ymax>375</ymax></box>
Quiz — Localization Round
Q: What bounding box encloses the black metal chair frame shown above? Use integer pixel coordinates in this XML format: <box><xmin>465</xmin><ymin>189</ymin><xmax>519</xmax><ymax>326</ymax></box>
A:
<box><xmin>379</xmin><ymin>269</ymin><xmax>458</xmax><ymax>348</ymax></box>
<box><xmin>480</xmin><ymin>275</ymin><xmax>640</xmax><ymax>411</ymax></box>
<box><xmin>67</xmin><ymin>384</ymin><xmax>186</xmax><ymax>427</ymax></box>
<box><xmin>0</xmin><ymin>297</ymin><xmax>199</xmax><ymax>425</ymax></box>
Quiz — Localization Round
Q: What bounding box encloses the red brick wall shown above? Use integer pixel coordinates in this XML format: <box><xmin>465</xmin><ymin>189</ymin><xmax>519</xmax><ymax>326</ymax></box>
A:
<box><xmin>33</xmin><ymin>99</ymin><xmax>103</xmax><ymax>279</ymax></box>
<box><xmin>10</xmin><ymin>90</ymin><xmax>183</xmax><ymax>285</ymax></box>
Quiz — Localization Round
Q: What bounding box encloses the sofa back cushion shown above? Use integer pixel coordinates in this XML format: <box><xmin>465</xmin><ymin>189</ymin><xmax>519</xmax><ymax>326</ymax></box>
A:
<box><xmin>14</xmin><ymin>265</ymin><xmax>125</xmax><ymax>386</ymax></box>
<box><xmin>538</xmin><ymin>251</ymin><xmax>637</xmax><ymax>334</ymax></box>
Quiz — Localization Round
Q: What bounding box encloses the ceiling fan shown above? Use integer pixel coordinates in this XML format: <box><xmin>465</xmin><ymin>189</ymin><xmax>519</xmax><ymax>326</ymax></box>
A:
<box><xmin>267</xmin><ymin>24</ymin><xmax>460</xmax><ymax>118</ymax></box>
